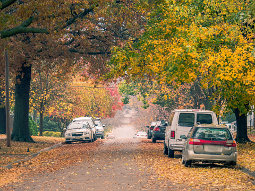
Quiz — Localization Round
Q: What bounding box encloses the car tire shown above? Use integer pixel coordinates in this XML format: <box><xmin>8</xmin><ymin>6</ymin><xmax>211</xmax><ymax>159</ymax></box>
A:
<box><xmin>163</xmin><ymin>142</ymin><xmax>168</xmax><ymax>155</ymax></box>
<box><xmin>101</xmin><ymin>135</ymin><xmax>104</xmax><ymax>139</ymax></box>
<box><xmin>147</xmin><ymin>132</ymin><xmax>151</xmax><ymax>139</ymax></box>
<box><xmin>152</xmin><ymin>137</ymin><xmax>156</xmax><ymax>143</ymax></box>
<box><xmin>168</xmin><ymin>147</ymin><xmax>174</xmax><ymax>158</ymax></box>
<box><xmin>184</xmin><ymin>160</ymin><xmax>192</xmax><ymax>167</ymax></box>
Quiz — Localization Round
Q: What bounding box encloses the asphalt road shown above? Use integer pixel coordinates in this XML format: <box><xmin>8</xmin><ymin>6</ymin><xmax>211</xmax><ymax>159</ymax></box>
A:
<box><xmin>2</xmin><ymin>137</ymin><xmax>187</xmax><ymax>191</ymax></box>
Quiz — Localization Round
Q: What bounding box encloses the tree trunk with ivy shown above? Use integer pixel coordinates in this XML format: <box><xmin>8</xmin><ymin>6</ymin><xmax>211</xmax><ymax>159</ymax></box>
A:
<box><xmin>11</xmin><ymin>62</ymin><xmax>34</xmax><ymax>142</ymax></box>
<box><xmin>234</xmin><ymin>108</ymin><xmax>251</xmax><ymax>143</ymax></box>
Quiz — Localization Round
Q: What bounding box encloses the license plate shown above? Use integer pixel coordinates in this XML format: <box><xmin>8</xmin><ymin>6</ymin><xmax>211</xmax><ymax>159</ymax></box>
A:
<box><xmin>204</xmin><ymin>145</ymin><xmax>222</xmax><ymax>153</ymax></box>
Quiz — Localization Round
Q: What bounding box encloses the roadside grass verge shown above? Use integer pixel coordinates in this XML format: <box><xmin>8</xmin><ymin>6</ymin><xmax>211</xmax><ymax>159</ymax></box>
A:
<box><xmin>0</xmin><ymin>135</ymin><xmax>64</xmax><ymax>166</ymax></box>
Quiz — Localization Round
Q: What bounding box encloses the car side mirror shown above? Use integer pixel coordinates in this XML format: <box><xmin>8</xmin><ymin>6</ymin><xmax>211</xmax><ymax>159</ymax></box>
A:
<box><xmin>180</xmin><ymin>135</ymin><xmax>187</xmax><ymax>139</ymax></box>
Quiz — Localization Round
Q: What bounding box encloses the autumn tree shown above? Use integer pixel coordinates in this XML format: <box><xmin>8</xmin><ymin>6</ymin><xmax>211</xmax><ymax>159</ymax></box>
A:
<box><xmin>30</xmin><ymin>61</ymin><xmax>72</xmax><ymax>136</ymax></box>
<box><xmin>1</xmin><ymin>0</ymin><xmax>148</xmax><ymax>142</ymax></box>
<box><xmin>108</xmin><ymin>0</ymin><xmax>255</xmax><ymax>143</ymax></box>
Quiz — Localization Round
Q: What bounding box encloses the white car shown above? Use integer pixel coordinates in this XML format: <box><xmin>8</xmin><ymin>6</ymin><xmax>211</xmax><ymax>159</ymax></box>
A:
<box><xmin>72</xmin><ymin>117</ymin><xmax>97</xmax><ymax>141</ymax></box>
<box><xmin>134</xmin><ymin>131</ymin><xmax>147</xmax><ymax>138</ymax></box>
<box><xmin>164</xmin><ymin>109</ymin><xmax>218</xmax><ymax>158</ymax></box>
<box><xmin>95</xmin><ymin>119</ymin><xmax>105</xmax><ymax>139</ymax></box>
<box><xmin>65</xmin><ymin>121</ymin><xmax>93</xmax><ymax>143</ymax></box>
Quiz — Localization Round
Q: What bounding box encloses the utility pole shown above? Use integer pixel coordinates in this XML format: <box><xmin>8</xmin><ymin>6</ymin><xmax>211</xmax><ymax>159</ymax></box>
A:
<box><xmin>5</xmin><ymin>49</ymin><xmax>11</xmax><ymax>147</ymax></box>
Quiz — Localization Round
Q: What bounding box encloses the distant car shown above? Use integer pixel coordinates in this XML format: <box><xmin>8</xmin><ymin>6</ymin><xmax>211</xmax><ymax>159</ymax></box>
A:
<box><xmin>151</xmin><ymin>121</ymin><xmax>167</xmax><ymax>143</ymax></box>
<box><xmin>72</xmin><ymin>117</ymin><xmax>97</xmax><ymax>141</ymax></box>
<box><xmin>181</xmin><ymin>125</ymin><xmax>237</xmax><ymax>167</ymax></box>
<box><xmin>134</xmin><ymin>131</ymin><xmax>147</xmax><ymax>138</ymax></box>
<box><xmin>95</xmin><ymin>119</ymin><xmax>105</xmax><ymax>139</ymax></box>
<box><xmin>147</xmin><ymin>121</ymin><xmax>161</xmax><ymax>139</ymax></box>
<box><xmin>225</xmin><ymin>123</ymin><xmax>237</xmax><ymax>133</ymax></box>
<box><xmin>65</xmin><ymin>121</ymin><xmax>94</xmax><ymax>143</ymax></box>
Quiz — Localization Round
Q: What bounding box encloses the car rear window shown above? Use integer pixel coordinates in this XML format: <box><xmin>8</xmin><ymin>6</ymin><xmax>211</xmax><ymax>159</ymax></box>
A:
<box><xmin>193</xmin><ymin>127</ymin><xmax>233</xmax><ymax>141</ymax></box>
<box><xmin>197</xmin><ymin>114</ymin><xmax>212</xmax><ymax>124</ymax></box>
<box><xmin>178</xmin><ymin>113</ymin><xmax>195</xmax><ymax>127</ymax></box>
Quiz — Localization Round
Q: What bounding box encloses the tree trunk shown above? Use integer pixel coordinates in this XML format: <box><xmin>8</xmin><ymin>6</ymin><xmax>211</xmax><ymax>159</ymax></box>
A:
<box><xmin>39</xmin><ymin>111</ymin><xmax>44</xmax><ymax>136</ymax></box>
<box><xmin>0</xmin><ymin>106</ymin><xmax>6</xmax><ymax>134</ymax></box>
<box><xmin>234</xmin><ymin>108</ymin><xmax>251</xmax><ymax>143</ymax></box>
<box><xmin>11</xmin><ymin>62</ymin><xmax>34</xmax><ymax>142</ymax></box>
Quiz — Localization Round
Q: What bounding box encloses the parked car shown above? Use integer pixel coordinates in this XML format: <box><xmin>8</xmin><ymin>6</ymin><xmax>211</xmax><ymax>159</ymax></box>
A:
<box><xmin>225</xmin><ymin>123</ymin><xmax>237</xmax><ymax>133</ymax></box>
<box><xmin>134</xmin><ymin>131</ymin><xmax>147</xmax><ymax>138</ymax></box>
<box><xmin>65</xmin><ymin>121</ymin><xmax>94</xmax><ymax>143</ymax></box>
<box><xmin>151</xmin><ymin>120</ymin><xmax>168</xmax><ymax>143</ymax></box>
<box><xmin>164</xmin><ymin>109</ymin><xmax>218</xmax><ymax>158</ymax></box>
<box><xmin>181</xmin><ymin>124</ymin><xmax>237</xmax><ymax>167</ymax></box>
<box><xmin>147</xmin><ymin>121</ymin><xmax>161</xmax><ymax>139</ymax></box>
<box><xmin>72</xmin><ymin>117</ymin><xmax>97</xmax><ymax>141</ymax></box>
<box><xmin>95</xmin><ymin>119</ymin><xmax>105</xmax><ymax>139</ymax></box>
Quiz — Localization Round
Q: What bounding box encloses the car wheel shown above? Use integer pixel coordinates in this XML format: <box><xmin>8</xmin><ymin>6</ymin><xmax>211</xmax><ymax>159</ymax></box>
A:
<box><xmin>168</xmin><ymin>147</ymin><xmax>174</xmax><ymax>158</ymax></box>
<box><xmin>163</xmin><ymin>142</ymin><xmax>168</xmax><ymax>155</ymax></box>
<box><xmin>181</xmin><ymin>156</ymin><xmax>185</xmax><ymax>164</ymax></box>
<box><xmin>184</xmin><ymin>160</ymin><xmax>192</xmax><ymax>167</ymax></box>
<box><xmin>152</xmin><ymin>137</ymin><xmax>156</xmax><ymax>143</ymax></box>
<box><xmin>147</xmin><ymin>132</ymin><xmax>151</xmax><ymax>139</ymax></box>
<box><xmin>101</xmin><ymin>135</ymin><xmax>104</xmax><ymax>139</ymax></box>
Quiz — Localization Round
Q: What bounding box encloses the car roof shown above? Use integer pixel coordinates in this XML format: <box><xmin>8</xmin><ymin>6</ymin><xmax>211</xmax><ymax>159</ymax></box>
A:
<box><xmin>173</xmin><ymin>109</ymin><xmax>214</xmax><ymax>113</ymax></box>
<box><xmin>73</xmin><ymin>117</ymin><xmax>93</xmax><ymax>121</ymax></box>
<box><xmin>195</xmin><ymin>124</ymin><xmax>228</xmax><ymax>129</ymax></box>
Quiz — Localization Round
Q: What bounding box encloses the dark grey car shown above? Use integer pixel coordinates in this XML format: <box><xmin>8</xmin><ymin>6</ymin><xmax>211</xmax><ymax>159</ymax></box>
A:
<box><xmin>182</xmin><ymin>125</ymin><xmax>237</xmax><ymax>167</ymax></box>
<box><xmin>151</xmin><ymin>121</ymin><xmax>168</xmax><ymax>143</ymax></box>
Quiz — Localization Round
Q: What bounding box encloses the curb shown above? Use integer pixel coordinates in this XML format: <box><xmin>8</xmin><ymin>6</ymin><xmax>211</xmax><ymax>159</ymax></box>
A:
<box><xmin>1</xmin><ymin>143</ymin><xmax>63</xmax><ymax>170</ymax></box>
<box><xmin>240</xmin><ymin>166</ymin><xmax>255</xmax><ymax>178</ymax></box>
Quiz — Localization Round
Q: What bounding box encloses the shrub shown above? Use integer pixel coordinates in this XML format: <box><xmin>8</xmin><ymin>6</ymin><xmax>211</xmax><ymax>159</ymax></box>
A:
<box><xmin>43</xmin><ymin>131</ymin><xmax>61</xmax><ymax>137</ymax></box>
<box><xmin>29</xmin><ymin>117</ymin><xmax>38</xmax><ymax>136</ymax></box>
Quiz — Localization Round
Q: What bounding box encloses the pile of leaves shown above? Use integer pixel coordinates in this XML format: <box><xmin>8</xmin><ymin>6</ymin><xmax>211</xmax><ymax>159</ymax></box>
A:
<box><xmin>136</xmin><ymin>140</ymin><xmax>255</xmax><ymax>190</ymax></box>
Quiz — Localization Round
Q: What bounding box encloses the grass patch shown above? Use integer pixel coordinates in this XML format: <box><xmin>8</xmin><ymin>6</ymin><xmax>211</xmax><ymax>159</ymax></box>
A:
<box><xmin>0</xmin><ymin>135</ymin><xmax>64</xmax><ymax>166</ymax></box>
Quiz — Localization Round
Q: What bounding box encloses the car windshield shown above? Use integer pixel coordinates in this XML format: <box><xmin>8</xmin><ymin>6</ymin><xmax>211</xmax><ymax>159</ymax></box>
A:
<box><xmin>68</xmin><ymin>122</ymin><xmax>89</xmax><ymax>129</ymax></box>
<box><xmin>178</xmin><ymin>113</ymin><xmax>195</xmax><ymax>127</ymax></box>
<box><xmin>193</xmin><ymin>127</ymin><xmax>233</xmax><ymax>141</ymax></box>
<box><xmin>197</xmin><ymin>114</ymin><xmax>212</xmax><ymax>124</ymax></box>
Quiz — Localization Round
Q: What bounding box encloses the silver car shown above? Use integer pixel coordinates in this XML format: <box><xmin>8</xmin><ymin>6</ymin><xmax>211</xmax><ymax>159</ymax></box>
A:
<box><xmin>181</xmin><ymin>125</ymin><xmax>237</xmax><ymax>167</ymax></box>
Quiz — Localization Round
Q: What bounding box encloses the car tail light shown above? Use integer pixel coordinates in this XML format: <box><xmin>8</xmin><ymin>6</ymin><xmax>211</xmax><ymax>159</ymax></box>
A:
<box><xmin>154</xmin><ymin>127</ymin><xmax>160</xmax><ymax>131</ymax></box>
<box><xmin>170</xmin><ymin>131</ymin><xmax>175</xmax><ymax>139</ymax></box>
<box><xmin>189</xmin><ymin>139</ymin><xmax>237</xmax><ymax>147</ymax></box>
<box><xmin>189</xmin><ymin>138</ymin><xmax>201</xmax><ymax>145</ymax></box>
<box><xmin>225</xmin><ymin>140</ymin><xmax>237</xmax><ymax>147</ymax></box>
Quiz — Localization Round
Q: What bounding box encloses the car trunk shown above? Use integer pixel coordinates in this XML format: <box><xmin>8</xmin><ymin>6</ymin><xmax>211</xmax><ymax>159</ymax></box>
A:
<box><xmin>193</xmin><ymin>141</ymin><xmax>234</xmax><ymax>155</ymax></box>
